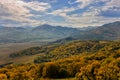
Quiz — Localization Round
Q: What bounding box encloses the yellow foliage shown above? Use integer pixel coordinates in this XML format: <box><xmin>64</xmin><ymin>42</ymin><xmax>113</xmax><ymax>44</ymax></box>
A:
<box><xmin>0</xmin><ymin>74</ymin><xmax>7</xmax><ymax>80</ymax></box>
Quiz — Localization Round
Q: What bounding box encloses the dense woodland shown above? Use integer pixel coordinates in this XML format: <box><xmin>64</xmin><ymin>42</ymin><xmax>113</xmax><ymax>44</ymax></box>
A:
<box><xmin>0</xmin><ymin>40</ymin><xmax>120</xmax><ymax>80</ymax></box>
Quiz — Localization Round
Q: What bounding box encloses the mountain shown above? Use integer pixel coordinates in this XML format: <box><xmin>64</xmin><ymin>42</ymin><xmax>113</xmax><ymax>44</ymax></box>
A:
<box><xmin>72</xmin><ymin>21</ymin><xmax>120</xmax><ymax>40</ymax></box>
<box><xmin>78</xmin><ymin>26</ymin><xmax>97</xmax><ymax>31</ymax></box>
<box><xmin>0</xmin><ymin>25</ymin><xmax>80</xmax><ymax>43</ymax></box>
<box><xmin>0</xmin><ymin>27</ymin><xmax>28</xmax><ymax>43</ymax></box>
<box><xmin>0</xmin><ymin>21</ymin><xmax>120</xmax><ymax>43</ymax></box>
<box><xmin>32</xmin><ymin>24</ymin><xmax>79</xmax><ymax>39</ymax></box>
<box><xmin>0</xmin><ymin>26</ymin><xmax>4</xmax><ymax>28</ymax></box>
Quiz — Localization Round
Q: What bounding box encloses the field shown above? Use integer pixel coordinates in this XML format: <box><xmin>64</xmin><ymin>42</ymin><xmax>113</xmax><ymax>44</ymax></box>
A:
<box><xmin>0</xmin><ymin>42</ymin><xmax>47</xmax><ymax>65</ymax></box>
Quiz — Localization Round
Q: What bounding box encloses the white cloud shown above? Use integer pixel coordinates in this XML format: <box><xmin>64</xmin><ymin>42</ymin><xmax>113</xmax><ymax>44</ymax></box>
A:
<box><xmin>49</xmin><ymin>7</ymin><xmax>77</xmax><ymax>17</ymax></box>
<box><xmin>0</xmin><ymin>0</ymin><xmax>51</xmax><ymax>27</ymax></box>
<box><xmin>63</xmin><ymin>0</ymin><xmax>120</xmax><ymax>27</ymax></box>
<box><xmin>75</xmin><ymin>0</ymin><xmax>110</xmax><ymax>9</ymax></box>
<box><xmin>76</xmin><ymin>0</ymin><xmax>93</xmax><ymax>8</ymax></box>
<box><xmin>0</xmin><ymin>0</ymin><xmax>30</xmax><ymax>17</ymax></box>
<box><xmin>0</xmin><ymin>0</ymin><xmax>120</xmax><ymax>27</ymax></box>
<box><xmin>106</xmin><ymin>0</ymin><xmax>120</xmax><ymax>7</ymax></box>
<box><xmin>26</xmin><ymin>1</ymin><xmax>51</xmax><ymax>12</ymax></box>
<box><xmin>102</xmin><ymin>0</ymin><xmax>120</xmax><ymax>11</ymax></box>
<box><xmin>0</xmin><ymin>0</ymin><xmax>51</xmax><ymax>15</ymax></box>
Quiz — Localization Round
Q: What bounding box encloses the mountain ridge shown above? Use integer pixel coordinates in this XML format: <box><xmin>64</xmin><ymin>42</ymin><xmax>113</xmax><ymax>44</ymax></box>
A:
<box><xmin>0</xmin><ymin>21</ymin><xmax>120</xmax><ymax>43</ymax></box>
<box><xmin>0</xmin><ymin>25</ymin><xmax>80</xmax><ymax>43</ymax></box>
<box><xmin>72</xmin><ymin>21</ymin><xmax>120</xmax><ymax>40</ymax></box>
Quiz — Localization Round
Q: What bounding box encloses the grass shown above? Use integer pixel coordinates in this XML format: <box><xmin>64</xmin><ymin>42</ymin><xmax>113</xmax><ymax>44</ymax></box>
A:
<box><xmin>0</xmin><ymin>42</ymin><xmax>46</xmax><ymax>65</ymax></box>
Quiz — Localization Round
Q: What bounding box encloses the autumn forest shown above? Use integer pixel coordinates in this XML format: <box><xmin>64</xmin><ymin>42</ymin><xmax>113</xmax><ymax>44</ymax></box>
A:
<box><xmin>0</xmin><ymin>41</ymin><xmax>120</xmax><ymax>80</ymax></box>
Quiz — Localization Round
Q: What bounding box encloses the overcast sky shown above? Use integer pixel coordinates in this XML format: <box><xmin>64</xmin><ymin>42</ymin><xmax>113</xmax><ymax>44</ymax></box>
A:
<box><xmin>0</xmin><ymin>0</ymin><xmax>120</xmax><ymax>28</ymax></box>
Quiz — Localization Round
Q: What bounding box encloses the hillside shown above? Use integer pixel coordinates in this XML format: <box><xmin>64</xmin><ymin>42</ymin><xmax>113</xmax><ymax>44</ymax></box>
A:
<box><xmin>0</xmin><ymin>40</ymin><xmax>120</xmax><ymax>79</ymax></box>
<box><xmin>73</xmin><ymin>21</ymin><xmax>120</xmax><ymax>40</ymax></box>
<box><xmin>0</xmin><ymin>21</ymin><xmax>120</xmax><ymax>43</ymax></box>
<box><xmin>8</xmin><ymin>40</ymin><xmax>120</xmax><ymax>63</ymax></box>
<box><xmin>31</xmin><ymin>24</ymin><xmax>79</xmax><ymax>41</ymax></box>
<box><xmin>0</xmin><ymin>25</ymin><xmax>80</xmax><ymax>43</ymax></box>
<box><xmin>0</xmin><ymin>27</ymin><xmax>27</xmax><ymax>43</ymax></box>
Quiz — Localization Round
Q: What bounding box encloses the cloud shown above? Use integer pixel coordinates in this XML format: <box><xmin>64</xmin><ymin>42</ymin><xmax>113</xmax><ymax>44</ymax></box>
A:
<box><xmin>0</xmin><ymin>0</ymin><xmax>51</xmax><ymax>14</ymax></box>
<box><xmin>0</xmin><ymin>0</ymin><xmax>30</xmax><ymax>17</ymax></box>
<box><xmin>49</xmin><ymin>7</ymin><xmax>77</xmax><ymax>17</ymax></box>
<box><xmin>76</xmin><ymin>0</ymin><xmax>93</xmax><ymax>8</ymax></box>
<box><xmin>26</xmin><ymin>1</ymin><xmax>51</xmax><ymax>12</ymax></box>
<box><xmin>0</xmin><ymin>0</ymin><xmax>120</xmax><ymax>27</ymax></box>
<box><xmin>73</xmin><ymin>0</ymin><xmax>110</xmax><ymax>9</ymax></box>
<box><xmin>100</xmin><ymin>0</ymin><xmax>120</xmax><ymax>17</ymax></box>
<box><xmin>62</xmin><ymin>0</ymin><xmax>120</xmax><ymax>27</ymax></box>
<box><xmin>0</xmin><ymin>0</ymin><xmax>51</xmax><ymax>27</ymax></box>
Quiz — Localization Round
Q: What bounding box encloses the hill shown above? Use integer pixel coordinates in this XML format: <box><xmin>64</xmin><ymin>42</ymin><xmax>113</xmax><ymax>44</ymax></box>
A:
<box><xmin>0</xmin><ymin>27</ymin><xmax>27</xmax><ymax>43</ymax></box>
<box><xmin>8</xmin><ymin>40</ymin><xmax>120</xmax><ymax>64</ymax></box>
<box><xmin>0</xmin><ymin>25</ymin><xmax>80</xmax><ymax>43</ymax></box>
<box><xmin>31</xmin><ymin>24</ymin><xmax>79</xmax><ymax>41</ymax></box>
<box><xmin>73</xmin><ymin>21</ymin><xmax>120</xmax><ymax>40</ymax></box>
<box><xmin>0</xmin><ymin>21</ymin><xmax>120</xmax><ymax>43</ymax></box>
<box><xmin>0</xmin><ymin>40</ymin><xmax>120</xmax><ymax>79</ymax></box>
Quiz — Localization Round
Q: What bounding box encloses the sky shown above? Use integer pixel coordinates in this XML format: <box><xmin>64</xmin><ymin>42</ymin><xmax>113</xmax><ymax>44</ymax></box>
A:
<box><xmin>0</xmin><ymin>0</ymin><xmax>120</xmax><ymax>28</ymax></box>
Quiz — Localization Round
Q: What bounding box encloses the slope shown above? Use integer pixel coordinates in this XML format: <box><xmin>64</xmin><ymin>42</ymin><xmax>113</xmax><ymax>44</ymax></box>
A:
<box><xmin>73</xmin><ymin>21</ymin><xmax>120</xmax><ymax>40</ymax></box>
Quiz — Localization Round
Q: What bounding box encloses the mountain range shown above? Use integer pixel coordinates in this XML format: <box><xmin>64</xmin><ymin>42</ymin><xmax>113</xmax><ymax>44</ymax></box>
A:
<box><xmin>72</xmin><ymin>21</ymin><xmax>120</xmax><ymax>40</ymax></box>
<box><xmin>0</xmin><ymin>21</ymin><xmax>120</xmax><ymax>43</ymax></box>
<box><xmin>0</xmin><ymin>24</ymin><xmax>80</xmax><ymax>43</ymax></box>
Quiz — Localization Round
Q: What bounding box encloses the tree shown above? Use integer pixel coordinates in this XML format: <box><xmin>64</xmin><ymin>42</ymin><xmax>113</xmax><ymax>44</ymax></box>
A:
<box><xmin>0</xmin><ymin>74</ymin><xmax>7</xmax><ymax>80</ymax></box>
<box><xmin>42</xmin><ymin>62</ymin><xmax>60</xmax><ymax>78</ymax></box>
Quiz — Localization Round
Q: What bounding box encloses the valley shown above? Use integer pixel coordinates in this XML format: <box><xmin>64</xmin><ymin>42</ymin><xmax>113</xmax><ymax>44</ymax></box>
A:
<box><xmin>0</xmin><ymin>0</ymin><xmax>120</xmax><ymax>79</ymax></box>
<box><xmin>0</xmin><ymin>42</ymin><xmax>47</xmax><ymax>65</ymax></box>
<box><xmin>0</xmin><ymin>21</ymin><xmax>120</xmax><ymax>79</ymax></box>
<box><xmin>0</xmin><ymin>40</ymin><xmax>120</xmax><ymax>80</ymax></box>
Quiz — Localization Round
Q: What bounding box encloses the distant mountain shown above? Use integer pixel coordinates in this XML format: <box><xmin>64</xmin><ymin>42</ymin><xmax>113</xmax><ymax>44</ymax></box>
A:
<box><xmin>0</xmin><ymin>21</ymin><xmax>119</xmax><ymax>43</ymax></box>
<box><xmin>0</xmin><ymin>25</ymin><xmax>80</xmax><ymax>43</ymax></box>
<box><xmin>0</xmin><ymin>26</ymin><xmax>4</xmax><ymax>28</ymax></box>
<box><xmin>72</xmin><ymin>21</ymin><xmax>120</xmax><ymax>40</ymax></box>
<box><xmin>0</xmin><ymin>27</ymin><xmax>27</xmax><ymax>43</ymax></box>
<box><xmin>32</xmin><ymin>24</ymin><xmax>79</xmax><ymax>39</ymax></box>
<box><xmin>78</xmin><ymin>26</ymin><xmax>97</xmax><ymax>31</ymax></box>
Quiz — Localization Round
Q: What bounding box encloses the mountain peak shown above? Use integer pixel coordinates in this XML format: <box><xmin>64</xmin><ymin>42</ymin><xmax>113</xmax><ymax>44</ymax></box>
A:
<box><xmin>40</xmin><ymin>24</ymin><xmax>53</xmax><ymax>27</ymax></box>
<box><xmin>102</xmin><ymin>21</ymin><xmax>120</xmax><ymax>27</ymax></box>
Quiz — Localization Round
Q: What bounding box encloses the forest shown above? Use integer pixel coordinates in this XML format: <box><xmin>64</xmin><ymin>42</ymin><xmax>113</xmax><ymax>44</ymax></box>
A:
<box><xmin>0</xmin><ymin>40</ymin><xmax>120</xmax><ymax>80</ymax></box>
